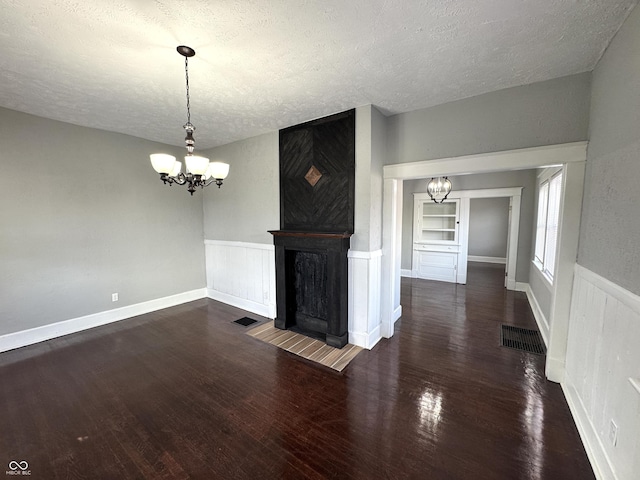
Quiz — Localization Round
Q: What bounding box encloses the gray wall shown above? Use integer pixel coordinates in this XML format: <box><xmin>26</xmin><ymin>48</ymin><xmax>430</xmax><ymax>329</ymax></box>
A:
<box><xmin>468</xmin><ymin>197</ymin><xmax>509</xmax><ymax>258</ymax></box>
<box><xmin>202</xmin><ymin>73</ymin><xmax>592</xmax><ymax>264</ymax></box>
<box><xmin>402</xmin><ymin>170</ymin><xmax>537</xmax><ymax>282</ymax></box>
<box><xmin>578</xmin><ymin>6</ymin><xmax>640</xmax><ymax>296</ymax></box>
<box><xmin>354</xmin><ymin>105</ymin><xmax>386</xmax><ymax>251</ymax></box>
<box><xmin>565</xmin><ymin>8</ymin><xmax>640</xmax><ymax>479</ymax></box>
<box><xmin>369</xmin><ymin>106</ymin><xmax>386</xmax><ymax>251</ymax></box>
<box><xmin>202</xmin><ymin>132</ymin><xmax>279</xmax><ymax>244</ymax></box>
<box><xmin>0</xmin><ymin>108</ymin><xmax>206</xmax><ymax>336</ymax></box>
<box><xmin>386</xmin><ymin>73</ymin><xmax>591</xmax><ymax>165</ymax></box>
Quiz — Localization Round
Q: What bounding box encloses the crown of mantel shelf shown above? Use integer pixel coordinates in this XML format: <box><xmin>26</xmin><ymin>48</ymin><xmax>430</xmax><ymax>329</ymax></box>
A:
<box><xmin>268</xmin><ymin>230</ymin><xmax>353</xmax><ymax>239</ymax></box>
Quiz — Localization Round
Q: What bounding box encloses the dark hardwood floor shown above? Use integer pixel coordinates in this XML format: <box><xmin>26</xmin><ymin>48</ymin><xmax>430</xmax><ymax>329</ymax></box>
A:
<box><xmin>0</xmin><ymin>263</ymin><xmax>594</xmax><ymax>479</ymax></box>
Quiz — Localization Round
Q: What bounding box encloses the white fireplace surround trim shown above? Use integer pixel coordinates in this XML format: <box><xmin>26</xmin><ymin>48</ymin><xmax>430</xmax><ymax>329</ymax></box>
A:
<box><xmin>348</xmin><ymin>249</ymin><xmax>383</xmax><ymax>349</ymax></box>
<box><xmin>204</xmin><ymin>240</ymin><xmax>383</xmax><ymax>350</ymax></box>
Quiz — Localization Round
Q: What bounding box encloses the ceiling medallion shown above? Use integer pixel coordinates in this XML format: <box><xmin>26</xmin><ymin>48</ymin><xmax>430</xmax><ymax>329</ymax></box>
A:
<box><xmin>149</xmin><ymin>46</ymin><xmax>229</xmax><ymax>195</ymax></box>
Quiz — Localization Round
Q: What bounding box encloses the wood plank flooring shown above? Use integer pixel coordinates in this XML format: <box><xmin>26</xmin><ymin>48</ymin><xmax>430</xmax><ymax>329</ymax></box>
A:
<box><xmin>247</xmin><ymin>323</ymin><xmax>363</xmax><ymax>371</ymax></box>
<box><xmin>0</xmin><ymin>263</ymin><xmax>595</xmax><ymax>479</ymax></box>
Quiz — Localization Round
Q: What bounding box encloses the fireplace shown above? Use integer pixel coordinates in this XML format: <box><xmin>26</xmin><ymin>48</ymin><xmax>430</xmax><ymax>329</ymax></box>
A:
<box><xmin>270</xmin><ymin>109</ymin><xmax>355</xmax><ymax>348</ymax></box>
<box><xmin>270</xmin><ymin>231</ymin><xmax>351</xmax><ymax>348</ymax></box>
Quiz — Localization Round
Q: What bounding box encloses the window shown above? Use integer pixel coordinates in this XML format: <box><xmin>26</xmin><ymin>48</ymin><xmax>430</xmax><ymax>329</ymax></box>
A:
<box><xmin>534</xmin><ymin>171</ymin><xmax>562</xmax><ymax>281</ymax></box>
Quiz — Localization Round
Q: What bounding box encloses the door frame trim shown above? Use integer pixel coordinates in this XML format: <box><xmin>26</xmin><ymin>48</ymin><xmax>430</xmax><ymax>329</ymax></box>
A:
<box><xmin>381</xmin><ymin>141</ymin><xmax>588</xmax><ymax>382</ymax></box>
<box><xmin>455</xmin><ymin>187</ymin><xmax>522</xmax><ymax>288</ymax></box>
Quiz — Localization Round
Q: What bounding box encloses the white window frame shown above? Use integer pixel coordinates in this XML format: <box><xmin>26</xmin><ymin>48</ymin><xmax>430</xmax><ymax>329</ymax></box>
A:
<box><xmin>533</xmin><ymin>167</ymin><xmax>563</xmax><ymax>283</ymax></box>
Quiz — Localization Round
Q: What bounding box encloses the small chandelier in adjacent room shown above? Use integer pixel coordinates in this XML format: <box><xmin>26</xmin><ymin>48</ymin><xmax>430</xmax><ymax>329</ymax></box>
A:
<box><xmin>427</xmin><ymin>176</ymin><xmax>452</xmax><ymax>203</ymax></box>
<box><xmin>150</xmin><ymin>46</ymin><xmax>229</xmax><ymax>195</ymax></box>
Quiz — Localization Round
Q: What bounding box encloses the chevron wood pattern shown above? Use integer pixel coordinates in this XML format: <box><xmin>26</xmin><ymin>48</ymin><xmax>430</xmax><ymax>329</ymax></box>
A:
<box><xmin>279</xmin><ymin>109</ymin><xmax>355</xmax><ymax>232</ymax></box>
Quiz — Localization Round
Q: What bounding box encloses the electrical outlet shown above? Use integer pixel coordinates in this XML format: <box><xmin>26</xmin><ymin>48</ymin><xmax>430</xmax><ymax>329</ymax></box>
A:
<box><xmin>112</xmin><ymin>293</ymin><xmax>119</xmax><ymax>302</ymax></box>
<box><xmin>608</xmin><ymin>419</ymin><xmax>618</xmax><ymax>447</ymax></box>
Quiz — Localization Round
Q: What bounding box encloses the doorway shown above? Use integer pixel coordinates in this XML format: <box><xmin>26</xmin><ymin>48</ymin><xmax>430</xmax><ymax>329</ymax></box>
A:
<box><xmin>408</xmin><ymin>186</ymin><xmax>523</xmax><ymax>289</ymax></box>
<box><xmin>381</xmin><ymin>142</ymin><xmax>587</xmax><ymax>381</ymax></box>
<box><xmin>456</xmin><ymin>188</ymin><xmax>522</xmax><ymax>289</ymax></box>
<box><xmin>467</xmin><ymin>197</ymin><xmax>510</xmax><ymax>266</ymax></box>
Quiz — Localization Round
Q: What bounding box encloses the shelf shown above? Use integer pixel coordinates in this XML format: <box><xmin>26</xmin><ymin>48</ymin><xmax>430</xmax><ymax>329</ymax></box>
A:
<box><xmin>415</xmin><ymin>197</ymin><xmax>459</xmax><ymax>245</ymax></box>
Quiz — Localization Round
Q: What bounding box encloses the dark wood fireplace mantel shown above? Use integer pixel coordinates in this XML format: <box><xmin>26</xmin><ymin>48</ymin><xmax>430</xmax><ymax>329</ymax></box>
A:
<box><xmin>269</xmin><ymin>231</ymin><xmax>351</xmax><ymax>239</ymax></box>
<box><xmin>269</xmin><ymin>230</ymin><xmax>352</xmax><ymax>348</ymax></box>
<box><xmin>272</xmin><ymin>110</ymin><xmax>355</xmax><ymax>349</ymax></box>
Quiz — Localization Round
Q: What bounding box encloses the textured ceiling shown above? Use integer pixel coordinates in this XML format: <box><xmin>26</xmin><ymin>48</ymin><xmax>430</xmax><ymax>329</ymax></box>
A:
<box><xmin>0</xmin><ymin>0</ymin><xmax>636</xmax><ymax>149</ymax></box>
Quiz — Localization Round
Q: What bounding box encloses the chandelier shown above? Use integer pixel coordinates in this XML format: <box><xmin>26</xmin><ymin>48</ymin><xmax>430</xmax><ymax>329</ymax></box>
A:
<box><xmin>150</xmin><ymin>46</ymin><xmax>229</xmax><ymax>195</ymax></box>
<box><xmin>427</xmin><ymin>177</ymin><xmax>452</xmax><ymax>203</ymax></box>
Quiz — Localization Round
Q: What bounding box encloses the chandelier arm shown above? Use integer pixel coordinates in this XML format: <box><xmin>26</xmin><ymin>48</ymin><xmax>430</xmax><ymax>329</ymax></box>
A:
<box><xmin>204</xmin><ymin>178</ymin><xmax>224</xmax><ymax>188</ymax></box>
<box><xmin>173</xmin><ymin>173</ymin><xmax>187</xmax><ymax>185</ymax></box>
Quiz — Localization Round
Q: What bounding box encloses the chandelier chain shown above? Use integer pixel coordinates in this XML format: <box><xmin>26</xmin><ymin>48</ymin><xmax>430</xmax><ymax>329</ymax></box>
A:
<box><xmin>184</xmin><ymin>56</ymin><xmax>191</xmax><ymax>126</ymax></box>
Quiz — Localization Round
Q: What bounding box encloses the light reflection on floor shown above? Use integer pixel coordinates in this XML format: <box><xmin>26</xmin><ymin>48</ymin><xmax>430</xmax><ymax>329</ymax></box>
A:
<box><xmin>418</xmin><ymin>387</ymin><xmax>444</xmax><ymax>435</ymax></box>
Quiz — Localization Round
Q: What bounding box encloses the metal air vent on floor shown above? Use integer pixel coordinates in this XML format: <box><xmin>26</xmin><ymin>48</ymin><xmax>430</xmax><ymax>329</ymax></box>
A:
<box><xmin>234</xmin><ymin>317</ymin><xmax>258</xmax><ymax>327</ymax></box>
<box><xmin>500</xmin><ymin>325</ymin><xmax>546</xmax><ymax>355</ymax></box>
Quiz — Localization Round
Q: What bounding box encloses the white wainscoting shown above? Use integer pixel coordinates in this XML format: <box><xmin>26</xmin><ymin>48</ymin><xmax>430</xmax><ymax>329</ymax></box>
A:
<box><xmin>348</xmin><ymin>249</ymin><xmax>383</xmax><ymax>349</ymax></box>
<box><xmin>563</xmin><ymin>265</ymin><xmax>640</xmax><ymax>480</ymax></box>
<box><xmin>204</xmin><ymin>240</ymin><xmax>276</xmax><ymax>319</ymax></box>
<box><xmin>0</xmin><ymin>288</ymin><xmax>207</xmax><ymax>353</ymax></box>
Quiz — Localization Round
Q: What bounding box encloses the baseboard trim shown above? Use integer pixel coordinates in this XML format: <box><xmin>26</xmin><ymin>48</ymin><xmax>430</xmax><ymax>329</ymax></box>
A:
<box><xmin>468</xmin><ymin>255</ymin><xmax>507</xmax><ymax>264</ymax></box>
<box><xmin>348</xmin><ymin>249</ymin><xmax>383</xmax><ymax>260</ymax></box>
<box><xmin>515</xmin><ymin>282</ymin><xmax>528</xmax><ymax>292</ymax></box>
<box><xmin>400</xmin><ymin>269</ymin><xmax>413</xmax><ymax>278</ymax></box>
<box><xmin>207</xmin><ymin>289</ymin><xmax>276</xmax><ymax>319</ymax></box>
<box><xmin>562</xmin><ymin>382</ymin><xmax>615</xmax><ymax>480</ymax></box>
<box><xmin>393</xmin><ymin>305</ymin><xmax>402</xmax><ymax>323</ymax></box>
<box><xmin>545</xmin><ymin>355</ymin><xmax>565</xmax><ymax>384</ymax></box>
<box><xmin>0</xmin><ymin>288</ymin><xmax>207</xmax><ymax>354</ymax></box>
<box><xmin>349</xmin><ymin>325</ymin><xmax>382</xmax><ymax>350</ymax></box>
<box><xmin>523</xmin><ymin>283</ymin><xmax>550</xmax><ymax>348</ymax></box>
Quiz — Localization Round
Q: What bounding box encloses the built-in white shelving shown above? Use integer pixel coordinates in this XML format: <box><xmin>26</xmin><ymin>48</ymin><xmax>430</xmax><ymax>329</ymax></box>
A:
<box><xmin>413</xmin><ymin>196</ymin><xmax>461</xmax><ymax>282</ymax></box>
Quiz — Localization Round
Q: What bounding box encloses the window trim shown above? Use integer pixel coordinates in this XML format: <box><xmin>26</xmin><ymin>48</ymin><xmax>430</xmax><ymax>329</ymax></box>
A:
<box><xmin>533</xmin><ymin>167</ymin><xmax>563</xmax><ymax>283</ymax></box>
